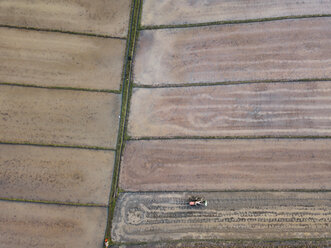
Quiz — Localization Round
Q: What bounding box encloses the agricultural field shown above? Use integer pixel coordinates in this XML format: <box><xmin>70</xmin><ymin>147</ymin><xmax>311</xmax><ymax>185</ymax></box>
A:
<box><xmin>112</xmin><ymin>0</ymin><xmax>331</xmax><ymax>247</ymax></box>
<box><xmin>1</xmin><ymin>0</ymin><xmax>331</xmax><ymax>247</ymax></box>
<box><xmin>0</xmin><ymin>0</ymin><xmax>132</xmax><ymax>247</ymax></box>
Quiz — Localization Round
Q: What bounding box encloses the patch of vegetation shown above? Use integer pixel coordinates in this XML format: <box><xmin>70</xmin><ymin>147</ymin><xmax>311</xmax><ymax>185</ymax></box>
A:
<box><xmin>104</xmin><ymin>0</ymin><xmax>143</xmax><ymax>243</ymax></box>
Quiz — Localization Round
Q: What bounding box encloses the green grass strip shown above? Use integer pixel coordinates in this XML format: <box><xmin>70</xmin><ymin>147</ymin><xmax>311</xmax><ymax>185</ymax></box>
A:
<box><xmin>104</xmin><ymin>0</ymin><xmax>143</xmax><ymax>244</ymax></box>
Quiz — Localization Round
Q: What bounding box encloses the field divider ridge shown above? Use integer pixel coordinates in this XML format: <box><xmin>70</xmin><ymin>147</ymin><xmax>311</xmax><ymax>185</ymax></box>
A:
<box><xmin>140</xmin><ymin>14</ymin><xmax>331</xmax><ymax>30</ymax></box>
<box><xmin>0</xmin><ymin>82</ymin><xmax>121</xmax><ymax>94</ymax></box>
<box><xmin>133</xmin><ymin>78</ymin><xmax>331</xmax><ymax>89</ymax></box>
<box><xmin>0</xmin><ymin>197</ymin><xmax>108</xmax><ymax>208</ymax></box>
<box><xmin>0</xmin><ymin>24</ymin><xmax>127</xmax><ymax>40</ymax></box>
<box><xmin>0</xmin><ymin>141</ymin><xmax>116</xmax><ymax>151</ymax></box>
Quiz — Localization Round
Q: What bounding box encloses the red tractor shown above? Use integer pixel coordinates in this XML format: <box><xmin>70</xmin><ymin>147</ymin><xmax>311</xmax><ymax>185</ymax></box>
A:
<box><xmin>188</xmin><ymin>196</ymin><xmax>208</xmax><ymax>207</ymax></box>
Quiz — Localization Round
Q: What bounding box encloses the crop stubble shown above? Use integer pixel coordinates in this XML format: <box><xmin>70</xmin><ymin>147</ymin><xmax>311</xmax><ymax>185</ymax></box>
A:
<box><xmin>112</xmin><ymin>192</ymin><xmax>331</xmax><ymax>242</ymax></box>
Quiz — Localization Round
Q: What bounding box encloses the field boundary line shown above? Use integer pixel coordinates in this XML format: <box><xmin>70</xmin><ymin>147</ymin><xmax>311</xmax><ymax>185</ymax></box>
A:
<box><xmin>0</xmin><ymin>82</ymin><xmax>121</xmax><ymax>94</ymax></box>
<box><xmin>140</xmin><ymin>14</ymin><xmax>331</xmax><ymax>30</ymax></box>
<box><xmin>128</xmin><ymin>136</ymin><xmax>331</xmax><ymax>141</ymax></box>
<box><xmin>133</xmin><ymin>78</ymin><xmax>331</xmax><ymax>89</ymax></box>
<box><xmin>0</xmin><ymin>142</ymin><xmax>116</xmax><ymax>151</ymax></box>
<box><xmin>0</xmin><ymin>198</ymin><xmax>107</xmax><ymax>208</ymax></box>
<box><xmin>0</xmin><ymin>24</ymin><xmax>126</xmax><ymax>39</ymax></box>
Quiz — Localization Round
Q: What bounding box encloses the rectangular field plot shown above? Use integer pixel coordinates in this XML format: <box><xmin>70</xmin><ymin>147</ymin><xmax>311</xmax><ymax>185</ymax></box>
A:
<box><xmin>141</xmin><ymin>0</ymin><xmax>331</xmax><ymax>26</ymax></box>
<box><xmin>0</xmin><ymin>201</ymin><xmax>107</xmax><ymax>248</ymax></box>
<box><xmin>112</xmin><ymin>192</ymin><xmax>331</xmax><ymax>243</ymax></box>
<box><xmin>120</xmin><ymin>139</ymin><xmax>331</xmax><ymax>191</ymax></box>
<box><xmin>0</xmin><ymin>85</ymin><xmax>120</xmax><ymax>148</ymax></box>
<box><xmin>0</xmin><ymin>0</ymin><xmax>131</xmax><ymax>37</ymax></box>
<box><xmin>0</xmin><ymin>145</ymin><xmax>114</xmax><ymax>205</ymax></box>
<box><xmin>0</xmin><ymin>28</ymin><xmax>125</xmax><ymax>90</ymax></box>
<box><xmin>129</xmin><ymin>82</ymin><xmax>331</xmax><ymax>138</ymax></box>
<box><xmin>134</xmin><ymin>18</ymin><xmax>331</xmax><ymax>86</ymax></box>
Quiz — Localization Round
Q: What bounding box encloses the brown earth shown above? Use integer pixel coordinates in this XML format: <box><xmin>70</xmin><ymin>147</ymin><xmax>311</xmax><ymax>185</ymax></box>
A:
<box><xmin>128</xmin><ymin>81</ymin><xmax>331</xmax><ymax>138</ymax></box>
<box><xmin>0</xmin><ymin>0</ymin><xmax>131</xmax><ymax>37</ymax></box>
<box><xmin>112</xmin><ymin>192</ymin><xmax>331</xmax><ymax>243</ymax></box>
<box><xmin>134</xmin><ymin>18</ymin><xmax>331</xmax><ymax>86</ymax></box>
<box><xmin>0</xmin><ymin>200</ymin><xmax>107</xmax><ymax>248</ymax></box>
<box><xmin>141</xmin><ymin>0</ymin><xmax>331</xmax><ymax>26</ymax></box>
<box><xmin>0</xmin><ymin>144</ymin><xmax>115</xmax><ymax>205</ymax></box>
<box><xmin>120</xmin><ymin>139</ymin><xmax>331</xmax><ymax>191</ymax></box>
<box><xmin>0</xmin><ymin>27</ymin><xmax>125</xmax><ymax>90</ymax></box>
<box><xmin>0</xmin><ymin>85</ymin><xmax>120</xmax><ymax>148</ymax></box>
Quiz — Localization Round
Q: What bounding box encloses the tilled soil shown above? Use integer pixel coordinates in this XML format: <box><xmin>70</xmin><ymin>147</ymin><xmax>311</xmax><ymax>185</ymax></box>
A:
<box><xmin>141</xmin><ymin>0</ymin><xmax>331</xmax><ymax>26</ymax></box>
<box><xmin>111</xmin><ymin>192</ymin><xmax>331</xmax><ymax>243</ymax></box>
<box><xmin>0</xmin><ymin>0</ymin><xmax>131</xmax><ymax>37</ymax></box>
<box><xmin>0</xmin><ymin>85</ymin><xmax>120</xmax><ymax>148</ymax></box>
<box><xmin>120</xmin><ymin>139</ymin><xmax>331</xmax><ymax>191</ymax></box>
<box><xmin>0</xmin><ymin>144</ymin><xmax>115</xmax><ymax>205</ymax></box>
<box><xmin>0</xmin><ymin>27</ymin><xmax>125</xmax><ymax>90</ymax></box>
<box><xmin>0</xmin><ymin>200</ymin><xmax>107</xmax><ymax>248</ymax></box>
<box><xmin>128</xmin><ymin>81</ymin><xmax>331</xmax><ymax>138</ymax></box>
<box><xmin>134</xmin><ymin>18</ymin><xmax>331</xmax><ymax>86</ymax></box>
